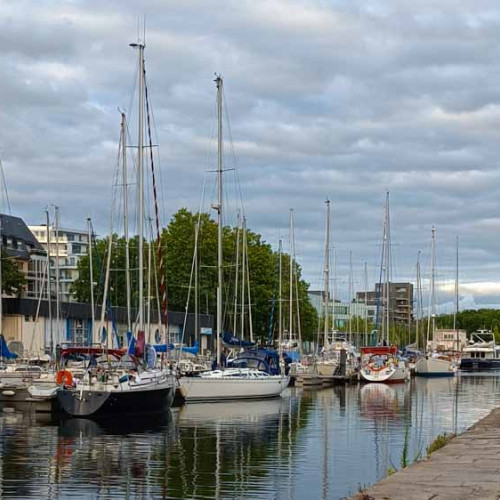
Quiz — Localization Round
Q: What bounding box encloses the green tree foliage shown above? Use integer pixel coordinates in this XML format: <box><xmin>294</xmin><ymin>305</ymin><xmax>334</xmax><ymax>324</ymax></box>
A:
<box><xmin>72</xmin><ymin>209</ymin><xmax>318</xmax><ymax>343</ymax></box>
<box><xmin>1</xmin><ymin>253</ymin><xmax>26</xmax><ymax>296</ymax></box>
<box><xmin>436</xmin><ymin>309</ymin><xmax>500</xmax><ymax>339</ymax></box>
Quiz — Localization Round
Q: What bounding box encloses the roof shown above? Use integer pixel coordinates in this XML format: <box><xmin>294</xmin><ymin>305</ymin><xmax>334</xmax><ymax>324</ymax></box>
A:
<box><xmin>1</xmin><ymin>214</ymin><xmax>45</xmax><ymax>259</ymax></box>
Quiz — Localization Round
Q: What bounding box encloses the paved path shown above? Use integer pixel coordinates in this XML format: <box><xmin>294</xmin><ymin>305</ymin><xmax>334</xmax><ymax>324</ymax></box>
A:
<box><xmin>348</xmin><ymin>408</ymin><xmax>500</xmax><ymax>500</ymax></box>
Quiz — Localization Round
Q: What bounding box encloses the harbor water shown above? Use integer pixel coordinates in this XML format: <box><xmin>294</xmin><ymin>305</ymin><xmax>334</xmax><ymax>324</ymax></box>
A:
<box><xmin>1</xmin><ymin>373</ymin><xmax>500</xmax><ymax>499</ymax></box>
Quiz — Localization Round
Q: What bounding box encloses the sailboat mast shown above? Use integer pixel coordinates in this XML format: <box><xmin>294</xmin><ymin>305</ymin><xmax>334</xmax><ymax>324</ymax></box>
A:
<box><xmin>385</xmin><ymin>192</ymin><xmax>391</xmax><ymax>345</ymax></box>
<box><xmin>130</xmin><ymin>41</ymin><xmax>145</xmax><ymax>333</ymax></box>
<box><xmin>364</xmin><ymin>261</ymin><xmax>368</xmax><ymax>344</ymax></box>
<box><xmin>278</xmin><ymin>238</ymin><xmax>283</xmax><ymax>355</ymax></box>
<box><xmin>454</xmin><ymin>235</ymin><xmax>459</xmax><ymax>351</ymax></box>
<box><xmin>416</xmin><ymin>250</ymin><xmax>421</xmax><ymax>350</ymax></box>
<box><xmin>194</xmin><ymin>221</ymin><xmax>199</xmax><ymax>345</ymax></box>
<box><xmin>245</xmin><ymin>228</ymin><xmax>254</xmax><ymax>342</ymax></box>
<box><xmin>147</xmin><ymin>218</ymin><xmax>153</xmax><ymax>342</ymax></box>
<box><xmin>0</xmin><ymin>214</ymin><xmax>3</xmax><ymax>337</ymax></box>
<box><xmin>87</xmin><ymin>217</ymin><xmax>95</xmax><ymax>343</ymax></box>
<box><xmin>323</xmin><ymin>199</ymin><xmax>330</xmax><ymax>348</ymax></box>
<box><xmin>54</xmin><ymin>206</ymin><xmax>60</xmax><ymax>341</ymax></box>
<box><xmin>241</xmin><ymin>216</ymin><xmax>246</xmax><ymax>339</ymax></box>
<box><xmin>45</xmin><ymin>210</ymin><xmax>53</xmax><ymax>355</ymax></box>
<box><xmin>426</xmin><ymin>226</ymin><xmax>436</xmax><ymax>351</ymax></box>
<box><xmin>348</xmin><ymin>250</ymin><xmax>353</xmax><ymax>345</ymax></box>
<box><xmin>215</xmin><ymin>74</ymin><xmax>223</xmax><ymax>368</ymax></box>
<box><xmin>233</xmin><ymin>213</ymin><xmax>240</xmax><ymax>336</ymax></box>
<box><xmin>121</xmin><ymin>112</ymin><xmax>132</xmax><ymax>333</ymax></box>
<box><xmin>289</xmin><ymin>209</ymin><xmax>294</xmax><ymax>345</ymax></box>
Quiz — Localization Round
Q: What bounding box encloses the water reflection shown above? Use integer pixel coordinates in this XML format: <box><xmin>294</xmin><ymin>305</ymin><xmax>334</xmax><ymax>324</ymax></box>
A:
<box><xmin>0</xmin><ymin>375</ymin><xmax>499</xmax><ymax>499</ymax></box>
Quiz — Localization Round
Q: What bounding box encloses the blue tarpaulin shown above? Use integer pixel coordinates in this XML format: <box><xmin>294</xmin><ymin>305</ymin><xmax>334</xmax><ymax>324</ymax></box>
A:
<box><xmin>0</xmin><ymin>335</ymin><xmax>17</xmax><ymax>359</ymax></box>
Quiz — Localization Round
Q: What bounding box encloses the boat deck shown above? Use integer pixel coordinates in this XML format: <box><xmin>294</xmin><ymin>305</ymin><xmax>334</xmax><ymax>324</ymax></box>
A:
<box><xmin>348</xmin><ymin>407</ymin><xmax>500</xmax><ymax>499</ymax></box>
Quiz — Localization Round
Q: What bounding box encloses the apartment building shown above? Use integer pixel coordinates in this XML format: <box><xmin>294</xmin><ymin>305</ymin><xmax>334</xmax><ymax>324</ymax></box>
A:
<box><xmin>28</xmin><ymin>224</ymin><xmax>89</xmax><ymax>303</ymax></box>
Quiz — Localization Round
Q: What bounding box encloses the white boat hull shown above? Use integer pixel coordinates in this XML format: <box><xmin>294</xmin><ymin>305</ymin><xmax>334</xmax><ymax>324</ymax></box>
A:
<box><xmin>360</xmin><ymin>364</ymin><xmax>409</xmax><ymax>383</ymax></box>
<box><xmin>179</xmin><ymin>374</ymin><xmax>289</xmax><ymax>402</ymax></box>
<box><xmin>415</xmin><ymin>356</ymin><xmax>455</xmax><ymax>377</ymax></box>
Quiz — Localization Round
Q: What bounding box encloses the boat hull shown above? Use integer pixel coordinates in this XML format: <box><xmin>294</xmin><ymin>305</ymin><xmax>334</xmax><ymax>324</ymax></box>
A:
<box><xmin>415</xmin><ymin>356</ymin><xmax>455</xmax><ymax>377</ymax></box>
<box><xmin>460</xmin><ymin>358</ymin><xmax>500</xmax><ymax>371</ymax></box>
<box><xmin>179</xmin><ymin>375</ymin><xmax>289</xmax><ymax>402</ymax></box>
<box><xmin>360</xmin><ymin>366</ymin><xmax>409</xmax><ymax>383</ymax></box>
<box><xmin>58</xmin><ymin>384</ymin><xmax>175</xmax><ymax>417</ymax></box>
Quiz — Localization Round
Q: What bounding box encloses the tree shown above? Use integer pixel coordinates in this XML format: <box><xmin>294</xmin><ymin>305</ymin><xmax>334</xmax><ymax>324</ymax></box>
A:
<box><xmin>1</xmin><ymin>254</ymin><xmax>26</xmax><ymax>296</ymax></box>
<box><xmin>72</xmin><ymin>208</ymin><xmax>318</xmax><ymax>343</ymax></box>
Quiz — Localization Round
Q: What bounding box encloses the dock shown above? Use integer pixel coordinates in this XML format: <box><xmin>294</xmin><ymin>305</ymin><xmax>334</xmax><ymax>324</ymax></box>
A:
<box><xmin>348</xmin><ymin>407</ymin><xmax>500</xmax><ymax>500</ymax></box>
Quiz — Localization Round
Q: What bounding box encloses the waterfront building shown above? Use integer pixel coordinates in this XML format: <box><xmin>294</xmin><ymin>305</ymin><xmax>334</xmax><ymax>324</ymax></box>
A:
<box><xmin>428</xmin><ymin>328</ymin><xmax>467</xmax><ymax>352</ymax></box>
<box><xmin>28</xmin><ymin>224</ymin><xmax>88</xmax><ymax>303</ymax></box>
<box><xmin>0</xmin><ymin>214</ymin><xmax>46</xmax><ymax>299</ymax></box>
<box><xmin>1</xmin><ymin>297</ymin><xmax>213</xmax><ymax>357</ymax></box>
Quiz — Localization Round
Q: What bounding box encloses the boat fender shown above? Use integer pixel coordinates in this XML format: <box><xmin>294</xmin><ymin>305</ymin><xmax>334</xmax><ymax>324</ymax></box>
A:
<box><xmin>2</xmin><ymin>390</ymin><xmax>15</xmax><ymax>396</ymax></box>
<box><xmin>56</xmin><ymin>370</ymin><xmax>73</xmax><ymax>387</ymax></box>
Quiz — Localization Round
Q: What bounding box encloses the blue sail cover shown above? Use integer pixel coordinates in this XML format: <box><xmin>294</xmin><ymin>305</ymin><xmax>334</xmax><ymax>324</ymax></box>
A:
<box><xmin>145</xmin><ymin>344</ymin><xmax>156</xmax><ymax>369</ymax></box>
<box><xmin>153</xmin><ymin>341</ymin><xmax>198</xmax><ymax>355</ymax></box>
<box><xmin>222</xmin><ymin>332</ymin><xmax>256</xmax><ymax>348</ymax></box>
<box><xmin>153</xmin><ymin>343</ymin><xmax>175</xmax><ymax>353</ymax></box>
<box><xmin>126</xmin><ymin>331</ymin><xmax>136</xmax><ymax>356</ymax></box>
<box><xmin>283</xmin><ymin>351</ymin><xmax>300</xmax><ymax>363</ymax></box>
<box><xmin>0</xmin><ymin>335</ymin><xmax>17</xmax><ymax>359</ymax></box>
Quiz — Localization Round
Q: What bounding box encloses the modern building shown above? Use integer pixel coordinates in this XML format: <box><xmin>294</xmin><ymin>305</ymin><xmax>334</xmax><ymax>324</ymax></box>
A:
<box><xmin>28</xmin><ymin>224</ymin><xmax>89</xmax><ymax>303</ymax></box>
<box><xmin>307</xmin><ymin>290</ymin><xmax>376</xmax><ymax>329</ymax></box>
<box><xmin>0</xmin><ymin>214</ymin><xmax>46</xmax><ymax>298</ymax></box>
<box><xmin>356</xmin><ymin>282</ymin><xmax>413</xmax><ymax>326</ymax></box>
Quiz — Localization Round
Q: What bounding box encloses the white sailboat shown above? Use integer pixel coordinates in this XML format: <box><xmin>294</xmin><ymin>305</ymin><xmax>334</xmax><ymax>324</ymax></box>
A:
<box><xmin>360</xmin><ymin>192</ymin><xmax>409</xmax><ymax>383</ymax></box>
<box><xmin>179</xmin><ymin>76</ymin><xmax>289</xmax><ymax>402</ymax></box>
<box><xmin>415</xmin><ymin>227</ymin><xmax>455</xmax><ymax>377</ymax></box>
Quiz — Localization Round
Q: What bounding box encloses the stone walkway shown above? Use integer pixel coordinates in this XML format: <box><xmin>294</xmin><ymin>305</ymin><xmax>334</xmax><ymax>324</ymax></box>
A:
<box><xmin>348</xmin><ymin>408</ymin><xmax>500</xmax><ymax>500</ymax></box>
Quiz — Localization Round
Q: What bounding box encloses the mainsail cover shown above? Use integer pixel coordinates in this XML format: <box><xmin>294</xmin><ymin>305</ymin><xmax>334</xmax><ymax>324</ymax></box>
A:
<box><xmin>222</xmin><ymin>332</ymin><xmax>255</xmax><ymax>348</ymax></box>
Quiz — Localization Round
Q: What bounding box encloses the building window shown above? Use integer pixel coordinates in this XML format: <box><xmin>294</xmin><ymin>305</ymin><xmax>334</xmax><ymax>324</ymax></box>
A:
<box><xmin>67</xmin><ymin>233</ymin><xmax>74</xmax><ymax>242</ymax></box>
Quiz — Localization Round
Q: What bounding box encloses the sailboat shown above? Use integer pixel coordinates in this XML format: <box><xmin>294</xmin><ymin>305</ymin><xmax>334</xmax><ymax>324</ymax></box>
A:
<box><xmin>57</xmin><ymin>41</ymin><xmax>175</xmax><ymax>417</ymax></box>
<box><xmin>316</xmin><ymin>200</ymin><xmax>356</xmax><ymax>376</ymax></box>
<box><xmin>415</xmin><ymin>227</ymin><xmax>455</xmax><ymax>377</ymax></box>
<box><xmin>359</xmin><ymin>192</ymin><xmax>409</xmax><ymax>383</ymax></box>
<box><xmin>179</xmin><ymin>75</ymin><xmax>289</xmax><ymax>402</ymax></box>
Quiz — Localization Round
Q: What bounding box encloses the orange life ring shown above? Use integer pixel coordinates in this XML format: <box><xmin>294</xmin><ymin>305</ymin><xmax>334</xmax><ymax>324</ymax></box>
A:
<box><xmin>368</xmin><ymin>362</ymin><xmax>388</xmax><ymax>372</ymax></box>
<box><xmin>56</xmin><ymin>370</ymin><xmax>73</xmax><ymax>386</ymax></box>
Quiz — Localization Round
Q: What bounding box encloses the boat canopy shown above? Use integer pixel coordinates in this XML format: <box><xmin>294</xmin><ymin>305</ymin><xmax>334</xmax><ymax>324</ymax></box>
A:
<box><xmin>360</xmin><ymin>345</ymin><xmax>398</xmax><ymax>356</ymax></box>
<box><xmin>228</xmin><ymin>348</ymin><xmax>281</xmax><ymax>375</ymax></box>
<box><xmin>60</xmin><ymin>346</ymin><xmax>126</xmax><ymax>359</ymax></box>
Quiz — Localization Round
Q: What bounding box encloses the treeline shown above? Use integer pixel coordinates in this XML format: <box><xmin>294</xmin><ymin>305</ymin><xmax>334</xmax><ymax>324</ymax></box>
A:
<box><xmin>71</xmin><ymin>208</ymin><xmax>318</xmax><ymax>342</ymax></box>
<box><xmin>436</xmin><ymin>309</ymin><xmax>500</xmax><ymax>335</ymax></box>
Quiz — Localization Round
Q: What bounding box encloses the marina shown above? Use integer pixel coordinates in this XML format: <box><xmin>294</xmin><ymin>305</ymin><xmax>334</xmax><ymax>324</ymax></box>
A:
<box><xmin>1</xmin><ymin>2</ymin><xmax>500</xmax><ymax>499</ymax></box>
<box><xmin>0</xmin><ymin>373</ymin><xmax>499</xmax><ymax>499</ymax></box>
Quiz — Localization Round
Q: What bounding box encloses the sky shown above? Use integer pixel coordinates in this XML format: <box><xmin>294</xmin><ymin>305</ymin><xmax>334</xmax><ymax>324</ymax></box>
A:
<box><xmin>1</xmin><ymin>0</ymin><xmax>500</xmax><ymax>312</ymax></box>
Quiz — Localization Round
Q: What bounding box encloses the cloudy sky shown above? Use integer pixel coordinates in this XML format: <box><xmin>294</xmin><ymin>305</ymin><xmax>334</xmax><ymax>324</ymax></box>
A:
<box><xmin>1</xmin><ymin>0</ymin><xmax>500</xmax><ymax>311</ymax></box>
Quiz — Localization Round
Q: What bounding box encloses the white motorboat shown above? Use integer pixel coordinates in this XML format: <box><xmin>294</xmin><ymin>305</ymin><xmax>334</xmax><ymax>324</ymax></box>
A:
<box><xmin>359</xmin><ymin>346</ymin><xmax>409</xmax><ymax>383</ymax></box>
